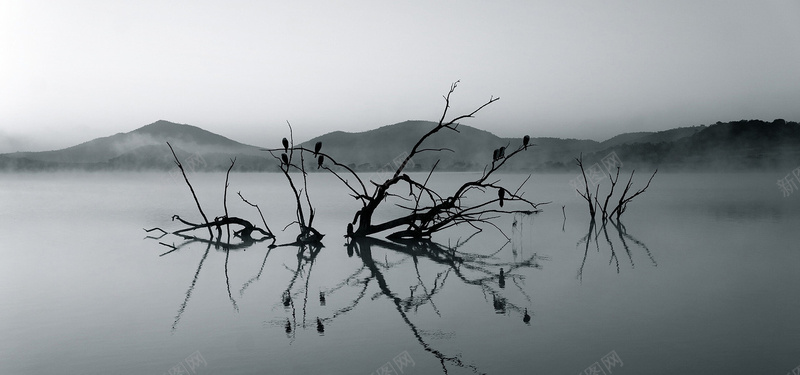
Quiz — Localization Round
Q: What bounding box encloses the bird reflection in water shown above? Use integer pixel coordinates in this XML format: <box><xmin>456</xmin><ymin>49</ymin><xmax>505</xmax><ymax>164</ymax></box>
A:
<box><xmin>492</xmin><ymin>292</ymin><xmax>507</xmax><ymax>314</ymax></box>
<box><xmin>336</xmin><ymin>235</ymin><xmax>545</xmax><ymax>373</ymax></box>
<box><xmin>316</xmin><ymin>317</ymin><xmax>325</xmax><ymax>335</ymax></box>
<box><xmin>153</xmin><ymin>227</ymin><xmax>545</xmax><ymax>374</ymax></box>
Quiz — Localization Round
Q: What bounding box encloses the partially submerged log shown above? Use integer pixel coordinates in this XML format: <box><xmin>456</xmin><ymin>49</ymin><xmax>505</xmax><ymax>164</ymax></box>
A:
<box><xmin>170</xmin><ymin>215</ymin><xmax>272</xmax><ymax>240</ymax></box>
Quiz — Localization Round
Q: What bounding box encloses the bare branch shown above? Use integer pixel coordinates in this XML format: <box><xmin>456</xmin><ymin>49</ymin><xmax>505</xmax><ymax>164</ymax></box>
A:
<box><xmin>223</xmin><ymin>157</ymin><xmax>236</xmax><ymax>238</ymax></box>
<box><xmin>237</xmin><ymin>191</ymin><xmax>274</xmax><ymax>237</ymax></box>
<box><xmin>167</xmin><ymin>142</ymin><xmax>213</xmax><ymax>238</ymax></box>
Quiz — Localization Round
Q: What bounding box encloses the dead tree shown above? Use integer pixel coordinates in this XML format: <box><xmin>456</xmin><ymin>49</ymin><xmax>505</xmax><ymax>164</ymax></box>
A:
<box><xmin>264</xmin><ymin>122</ymin><xmax>325</xmax><ymax>245</ymax></box>
<box><xmin>609</xmin><ymin>169</ymin><xmax>657</xmax><ymax>220</ymax></box>
<box><xmin>575</xmin><ymin>154</ymin><xmax>597</xmax><ymax>219</ymax></box>
<box><xmin>574</xmin><ymin>153</ymin><xmax>657</xmax><ymax>221</ymax></box>
<box><xmin>144</xmin><ymin>143</ymin><xmax>275</xmax><ymax>246</ymax></box>
<box><xmin>300</xmin><ymin>81</ymin><xmax>546</xmax><ymax>240</ymax></box>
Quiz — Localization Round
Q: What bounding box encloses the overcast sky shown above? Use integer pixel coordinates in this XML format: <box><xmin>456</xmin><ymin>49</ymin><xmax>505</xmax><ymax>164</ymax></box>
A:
<box><xmin>1</xmin><ymin>1</ymin><xmax>799</xmax><ymax>152</ymax></box>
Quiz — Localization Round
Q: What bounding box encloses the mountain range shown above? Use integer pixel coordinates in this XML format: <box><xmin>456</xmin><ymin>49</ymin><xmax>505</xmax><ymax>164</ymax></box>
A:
<box><xmin>1</xmin><ymin>119</ymin><xmax>799</xmax><ymax>172</ymax></box>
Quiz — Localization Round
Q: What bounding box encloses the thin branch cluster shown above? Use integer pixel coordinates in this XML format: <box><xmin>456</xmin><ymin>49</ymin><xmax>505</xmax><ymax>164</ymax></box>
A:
<box><xmin>287</xmin><ymin>80</ymin><xmax>547</xmax><ymax>241</ymax></box>
<box><xmin>575</xmin><ymin>153</ymin><xmax>657</xmax><ymax>222</ymax></box>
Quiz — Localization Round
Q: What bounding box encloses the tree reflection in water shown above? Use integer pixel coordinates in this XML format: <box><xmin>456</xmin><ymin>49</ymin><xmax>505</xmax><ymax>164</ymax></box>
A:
<box><xmin>576</xmin><ymin>218</ymin><xmax>657</xmax><ymax>282</ymax></box>
<box><xmin>148</xmin><ymin>227</ymin><xmax>547</xmax><ymax>374</ymax></box>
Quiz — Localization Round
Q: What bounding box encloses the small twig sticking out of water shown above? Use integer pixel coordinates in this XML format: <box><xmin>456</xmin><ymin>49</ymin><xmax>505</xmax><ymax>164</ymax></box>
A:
<box><xmin>237</xmin><ymin>191</ymin><xmax>274</xmax><ymax>237</ymax></box>
<box><xmin>167</xmin><ymin>142</ymin><xmax>213</xmax><ymax>238</ymax></box>
<box><xmin>575</xmin><ymin>154</ymin><xmax>596</xmax><ymax>219</ymax></box>
<box><xmin>610</xmin><ymin>169</ymin><xmax>658</xmax><ymax>219</ymax></box>
<box><xmin>562</xmin><ymin>205</ymin><xmax>566</xmax><ymax>232</ymax></box>
<box><xmin>223</xmin><ymin>158</ymin><xmax>236</xmax><ymax>239</ymax></box>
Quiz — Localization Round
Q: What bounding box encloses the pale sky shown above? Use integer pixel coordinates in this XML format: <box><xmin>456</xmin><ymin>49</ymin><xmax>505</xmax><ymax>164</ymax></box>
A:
<box><xmin>1</xmin><ymin>0</ymin><xmax>799</xmax><ymax>152</ymax></box>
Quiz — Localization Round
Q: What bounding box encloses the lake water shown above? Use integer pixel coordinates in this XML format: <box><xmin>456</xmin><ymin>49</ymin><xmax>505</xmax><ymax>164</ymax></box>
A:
<box><xmin>1</xmin><ymin>171</ymin><xmax>799</xmax><ymax>375</ymax></box>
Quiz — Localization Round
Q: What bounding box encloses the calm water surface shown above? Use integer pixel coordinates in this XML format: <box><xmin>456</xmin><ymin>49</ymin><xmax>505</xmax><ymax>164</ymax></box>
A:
<box><xmin>1</xmin><ymin>171</ymin><xmax>799</xmax><ymax>375</ymax></box>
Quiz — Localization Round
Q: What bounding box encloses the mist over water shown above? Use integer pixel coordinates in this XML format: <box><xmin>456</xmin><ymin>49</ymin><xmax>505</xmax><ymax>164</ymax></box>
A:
<box><xmin>1</xmin><ymin>171</ymin><xmax>798</xmax><ymax>374</ymax></box>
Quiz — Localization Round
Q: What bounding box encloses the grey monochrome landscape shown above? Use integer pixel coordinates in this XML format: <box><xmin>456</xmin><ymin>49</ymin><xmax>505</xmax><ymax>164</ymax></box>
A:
<box><xmin>2</xmin><ymin>2</ymin><xmax>800</xmax><ymax>375</ymax></box>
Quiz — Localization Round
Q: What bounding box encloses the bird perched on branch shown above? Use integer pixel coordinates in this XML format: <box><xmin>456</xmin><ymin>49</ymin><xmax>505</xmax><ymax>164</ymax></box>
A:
<box><xmin>317</xmin><ymin>155</ymin><xmax>324</xmax><ymax>169</ymax></box>
<box><xmin>493</xmin><ymin>146</ymin><xmax>506</xmax><ymax>161</ymax></box>
<box><xmin>282</xmin><ymin>138</ymin><xmax>289</xmax><ymax>153</ymax></box>
<box><xmin>523</xmin><ymin>135</ymin><xmax>530</xmax><ymax>149</ymax></box>
<box><xmin>281</xmin><ymin>153</ymin><xmax>289</xmax><ymax>166</ymax></box>
<box><xmin>498</xmin><ymin>189</ymin><xmax>505</xmax><ymax>207</ymax></box>
<box><xmin>314</xmin><ymin>141</ymin><xmax>322</xmax><ymax>157</ymax></box>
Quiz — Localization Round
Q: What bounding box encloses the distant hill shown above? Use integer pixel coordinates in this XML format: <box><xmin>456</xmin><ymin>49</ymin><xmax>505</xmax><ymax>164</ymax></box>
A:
<box><xmin>1</xmin><ymin>120</ymin><xmax>270</xmax><ymax>171</ymax></box>
<box><xmin>299</xmin><ymin>120</ymin><xmax>505</xmax><ymax>171</ymax></box>
<box><xmin>580</xmin><ymin>119</ymin><xmax>800</xmax><ymax>170</ymax></box>
<box><xmin>598</xmin><ymin>126</ymin><xmax>705</xmax><ymax>149</ymax></box>
<box><xmin>1</xmin><ymin>118</ymin><xmax>798</xmax><ymax>172</ymax></box>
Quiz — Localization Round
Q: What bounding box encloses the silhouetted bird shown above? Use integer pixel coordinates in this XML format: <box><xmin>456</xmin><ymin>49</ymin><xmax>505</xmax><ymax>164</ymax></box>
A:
<box><xmin>285</xmin><ymin>319</ymin><xmax>292</xmax><ymax>333</ymax></box>
<box><xmin>314</xmin><ymin>141</ymin><xmax>322</xmax><ymax>156</ymax></box>
<box><xmin>492</xmin><ymin>148</ymin><xmax>499</xmax><ymax>161</ymax></box>
<box><xmin>498</xmin><ymin>146</ymin><xmax>505</xmax><ymax>159</ymax></box>
<box><xmin>316</xmin><ymin>317</ymin><xmax>325</xmax><ymax>333</ymax></box>
<box><xmin>317</xmin><ymin>155</ymin><xmax>324</xmax><ymax>169</ymax></box>
<box><xmin>319</xmin><ymin>291</ymin><xmax>326</xmax><ymax>306</ymax></box>
<box><xmin>523</xmin><ymin>308</ymin><xmax>531</xmax><ymax>323</ymax></box>
<box><xmin>281</xmin><ymin>153</ymin><xmax>289</xmax><ymax>166</ymax></box>
<box><xmin>492</xmin><ymin>292</ymin><xmax>506</xmax><ymax>312</ymax></box>
<box><xmin>498</xmin><ymin>189</ymin><xmax>505</xmax><ymax>207</ymax></box>
<box><xmin>282</xmin><ymin>138</ymin><xmax>289</xmax><ymax>153</ymax></box>
<box><xmin>523</xmin><ymin>135</ymin><xmax>530</xmax><ymax>149</ymax></box>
